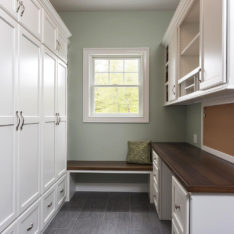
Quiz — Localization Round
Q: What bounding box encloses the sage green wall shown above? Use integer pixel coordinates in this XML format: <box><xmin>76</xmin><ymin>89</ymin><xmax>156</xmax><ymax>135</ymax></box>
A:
<box><xmin>60</xmin><ymin>11</ymin><xmax>187</xmax><ymax>161</ymax></box>
<box><xmin>186</xmin><ymin>103</ymin><xmax>202</xmax><ymax>147</ymax></box>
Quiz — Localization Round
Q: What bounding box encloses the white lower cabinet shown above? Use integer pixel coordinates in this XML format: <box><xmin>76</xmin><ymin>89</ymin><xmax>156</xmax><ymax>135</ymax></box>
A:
<box><xmin>18</xmin><ymin>201</ymin><xmax>40</xmax><ymax>234</ymax></box>
<box><xmin>152</xmin><ymin>150</ymin><xmax>172</xmax><ymax>220</ymax></box>
<box><xmin>172</xmin><ymin>176</ymin><xmax>189</xmax><ymax>234</ymax></box>
<box><xmin>41</xmin><ymin>186</ymin><xmax>56</xmax><ymax>229</ymax></box>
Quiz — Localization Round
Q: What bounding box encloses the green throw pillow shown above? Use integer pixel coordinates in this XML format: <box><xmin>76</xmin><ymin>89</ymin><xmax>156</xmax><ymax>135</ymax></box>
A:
<box><xmin>127</xmin><ymin>141</ymin><xmax>151</xmax><ymax>164</ymax></box>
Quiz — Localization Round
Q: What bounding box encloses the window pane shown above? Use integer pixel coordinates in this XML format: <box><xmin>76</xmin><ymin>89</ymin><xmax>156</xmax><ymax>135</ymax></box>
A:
<box><xmin>125</xmin><ymin>59</ymin><xmax>139</xmax><ymax>72</ymax></box>
<box><xmin>95</xmin><ymin>73</ymin><xmax>109</xmax><ymax>85</ymax></box>
<box><xmin>125</xmin><ymin>73</ymin><xmax>139</xmax><ymax>85</ymax></box>
<box><xmin>110</xmin><ymin>73</ymin><xmax>123</xmax><ymax>85</ymax></box>
<box><xmin>94</xmin><ymin>87</ymin><xmax>139</xmax><ymax>113</ymax></box>
<box><xmin>110</xmin><ymin>60</ymin><xmax>124</xmax><ymax>72</ymax></box>
<box><xmin>95</xmin><ymin>59</ymin><xmax>108</xmax><ymax>72</ymax></box>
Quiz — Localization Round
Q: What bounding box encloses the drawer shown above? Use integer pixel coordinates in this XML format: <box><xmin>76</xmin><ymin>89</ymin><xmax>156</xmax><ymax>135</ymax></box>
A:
<box><xmin>41</xmin><ymin>186</ymin><xmax>56</xmax><ymax>229</ymax></box>
<box><xmin>2</xmin><ymin>222</ymin><xmax>18</xmax><ymax>234</ymax></box>
<box><xmin>172</xmin><ymin>176</ymin><xmax>189</xmax><ymax>234</ymax></box>
<box><xmin>57</xmin><ymin>175</ymin><xmax>66</xmax><ymax>207</ymax></box>
<box><xmin>172</xmin><ymin>218</ymin><xmax>182</xmax><ymax>234</ymax></box>
<box><xmin>18</xmin><ymin>201</ymin><xmax>40</xmax><ymax>234</ymax></box>
<box><xmin>152</xmin><ymin>150</ymin><xmax>159</xmax><ymax>165</ymax></box>
<box><xmin>153</xmin><ymin>161</ymin><xmax>159</xmax><ymax>178</ymax></box>
<box><xmin>153</xmin><ymin>174</ymin><xmax>159</xmax><ymax>189</ymax></box>
<box><xmin>153</xmin><ymin>183</ymin><xmax>159</xmax><ymax>213</ymax></box>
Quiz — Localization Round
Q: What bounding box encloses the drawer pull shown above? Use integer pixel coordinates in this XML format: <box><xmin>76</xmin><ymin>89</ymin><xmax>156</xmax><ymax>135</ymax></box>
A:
<box><xmin>47</xmin><ymin>202</ymin><xmax>53</xmax><ymax>208</ymax></box>
<box><xmin>26</xmin><ymin>223</ymin><xmax>33</xmax><ymax>231</ymax></box>
<box><xmin>175</xmin><ymin>204</ymin><xmax>180</xmax><ymax>210</ymax></box>
<box><xmin>60</xmin><ymin>189</ymin><xmax>64</xmax><ymax>193</ymax></box>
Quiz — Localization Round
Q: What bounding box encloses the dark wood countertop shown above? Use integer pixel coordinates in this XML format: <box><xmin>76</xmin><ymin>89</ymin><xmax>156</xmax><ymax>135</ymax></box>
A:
<box><xmin>67</xmin><ymin>160</ymin><xmax>153</xmax><ymax>171</ymax></box>
<box><xmin>152</xmin><ymin>142</ymin><xmax>234</xmax><ymax>193</ymax></box>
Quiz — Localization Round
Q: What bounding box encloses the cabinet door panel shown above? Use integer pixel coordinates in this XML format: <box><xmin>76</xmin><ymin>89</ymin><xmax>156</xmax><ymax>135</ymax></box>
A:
<box><xmin>43</xmin><ymin>12</ymin><xmax>57</xmax><ymax>53</ymax></box>
<box><xmin>18</xmin><ymin>28</ymin><xmax>40</xmax><ymax>213</ymax></box>
<box><xmin>42</xmin><ymin>49</ymin><xmax>56</xmax><ymax>191</ymax></box>
<box><xmin>168</xmin><ymin>31</ymin><xmax>177</xmax><ymax>101</ymax></box>
<box><xmin>0</xmin><ymin>10</ymin><xmax>17</xmax><ymax>232</ymax></box>
<box><xmin>0</xmin><ymin>0</ymin><xmax>18</xmax><ymax>19</ymax></box>
<box><xmin>57</xmin><ymin>61</ymin><xmax>67</xmax><ymax>118</ymax></box>
<box><xmin>19</xmin><ymin>0</ymin><xmax>41</xmax><ymax>39</ymax></box>
<box><xmin>18</xmin><ymin>124</ymin><xmax>40</xmax><ymax>212</ymax></box>
<box><xmin>200</xmin><ymin>0</ymin><xmax>227</xmax><ymax>90</ymax></box>
<box><xmin>55</xmin><ymin>122</ymin><xmax>66</xmax><ymax>178</ymax></box>
<box><xmin>43</xmin><ymin>122</ymin><xmax>55</xmax><ymax>191</ymax></box>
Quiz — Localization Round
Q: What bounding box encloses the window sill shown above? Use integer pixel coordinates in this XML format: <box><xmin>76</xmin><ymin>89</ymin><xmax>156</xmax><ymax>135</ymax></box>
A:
<box><xmin>83</xmin><ymin>116</ymin><xmax>149</xmax><ymax>123</ymax></box>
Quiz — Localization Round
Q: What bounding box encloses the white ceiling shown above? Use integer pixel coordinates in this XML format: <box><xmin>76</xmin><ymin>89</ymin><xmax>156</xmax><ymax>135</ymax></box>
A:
<box><xmin>49</xmin><ymin>0</ymin><xmax>180</xmax><ymax>12</ymax></box>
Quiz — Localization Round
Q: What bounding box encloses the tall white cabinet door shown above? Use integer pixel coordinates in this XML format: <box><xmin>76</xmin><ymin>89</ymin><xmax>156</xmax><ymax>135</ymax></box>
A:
<box><xmin>200</xmin><ymin>0</ymin><xmax>227</xmax><ymax>90</ymax></box>
<box><xmin>0</xmin><ymin>0</ymin><xmax>18</xmax><ymax>19</ymax></box>
<box><xmin>0</xmin><ymin>10</ymin><xmax>18</xmax><ymax>232</ymax></box>
<box><xmin>19</xmin><ymin>0</ymin><xmax>42</xmax><ymax>40</ymax></box>
<box><xmin>55</xmin><ymin>122</ymin><xmax>66</xmax><ymax>178</ymax></box>
<box><xmin>42</xmin><ymin>48</ymin><xmax>56</xmax><ymax>192</ymax></box>
<box><xmin>55</xmin><ymin>60</ymin><xmax>67</xmax><ymax>178</ymax></box>
<box><xmin>168</xmin><ymin>31</ymin><xmax>177</xmax><ymax>102</ymax></box>
<box><xmin>18</xmin><ymin>28</ymin><xmax>41</xmax><ymax>213</ymax></box>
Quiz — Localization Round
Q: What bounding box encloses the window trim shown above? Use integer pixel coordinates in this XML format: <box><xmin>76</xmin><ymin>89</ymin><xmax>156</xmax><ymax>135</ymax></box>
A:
<box><xmin>83</xmin><ymin>48</ymin><xmax>149</xmax><ymax>123</ymax></box>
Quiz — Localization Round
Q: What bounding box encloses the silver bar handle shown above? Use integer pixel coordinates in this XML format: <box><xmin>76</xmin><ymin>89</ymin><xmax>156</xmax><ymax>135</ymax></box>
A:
<box><xmin>26</xmin><ymin>223</ymin><xmax>33</xmax><ymax>232</ymax></box>
<box><xmin>58</xmin><ymin>113</ymin><xmax>61</xmax><ymax>125</ymax></box>
<box><xmin>16</xmin><ymin>111</ymin><xmax>20</xmax><ymax>131</ymax></box>
<box><xmin>20</xmin><ymin>3</ymin><xmax>25</xmax><ymax>17</ymax></box>
<box><xmin>20</xmin><ymin>111</ymin><xmax>24</xmax><ymax>130</ymax></box>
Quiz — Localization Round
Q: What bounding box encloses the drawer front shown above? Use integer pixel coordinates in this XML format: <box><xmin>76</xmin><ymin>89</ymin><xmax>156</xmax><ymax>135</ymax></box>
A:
<box><xmin>153</xmin><ymin>179</ymin><xmax>160</xmax><ymax>212</ymax></box>
<box><xmin>172</xmin><ymin>218</ymin><xmax>182</xmax><ymax>234</ymax></box>
<box><xmin>2</xmin><ymin>222</ymin><xmax>18</xmax><ymax>234</ymax></box>
<box><xmin>57</xmin><ymin>175</ymin><xmax>66</xmax><ymax>207</ymax></box>
<box><xmin>18</xmin><ymin>201</ymin><xmax>40</xmax><ymax>234</ymax></box>
<box><xmin>153</xmin><ymin>161</ymin><xmax>159</xmax><ymax>180</ymax></box>
<box><xmin>152</xmin><ymin>150</ymin><xmax>159</xmax><ymax>165</ymax></box>
<box><xmin>172</xmin><ymin>176</ymin><xmax>189</xmax><ymax>234</ymax></box>
<box><xmin>41</xmin><ymin>186</ymin><xmax>56</xmax><ymax>228</ymax></box>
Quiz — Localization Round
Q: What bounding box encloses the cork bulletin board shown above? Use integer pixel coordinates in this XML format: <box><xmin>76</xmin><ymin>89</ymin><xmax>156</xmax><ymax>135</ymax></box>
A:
<box><xmin>203</xmin><ymin>103</ymin><xmax>234</xmax><ymax>157</ymax></box>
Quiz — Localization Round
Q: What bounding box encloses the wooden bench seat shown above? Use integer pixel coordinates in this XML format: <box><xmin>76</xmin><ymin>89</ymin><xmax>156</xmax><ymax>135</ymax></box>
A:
<box><xmin>67</xmin><ymin>160</ymin><xmax>153</xmax><ymax>171</ymax></box>
<box><xmin>66</xmin><ymin>161</ymin><xmax>153</xmax><ymax>202</ymax></box>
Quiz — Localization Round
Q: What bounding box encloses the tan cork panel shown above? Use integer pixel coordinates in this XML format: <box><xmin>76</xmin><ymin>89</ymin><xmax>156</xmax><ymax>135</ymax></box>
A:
<box><xmin>203</xmin><ymin>103</ymin><xmax>234</xmax><ymax>157</ymax></box>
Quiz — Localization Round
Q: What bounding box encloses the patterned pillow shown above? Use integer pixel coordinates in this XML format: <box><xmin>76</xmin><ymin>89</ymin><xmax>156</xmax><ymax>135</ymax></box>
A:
<box><xmin>127</xmin><ymin>141</ymin><xmax>151</xmax><ymax>164</ymax></box>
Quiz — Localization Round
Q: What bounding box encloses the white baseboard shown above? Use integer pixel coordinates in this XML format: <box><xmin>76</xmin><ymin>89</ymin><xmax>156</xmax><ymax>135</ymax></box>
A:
<box><xmin>75</xmin><ymin>183</ymin><xmax>149</xmax><ymax>193</ymax></box>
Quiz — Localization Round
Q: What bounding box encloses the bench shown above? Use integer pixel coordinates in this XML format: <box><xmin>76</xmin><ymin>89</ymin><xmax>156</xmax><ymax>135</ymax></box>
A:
<box><xmin>66</xmin><ymin>161</ymin><xmax>153</xmax><ymax>201</ymax></box>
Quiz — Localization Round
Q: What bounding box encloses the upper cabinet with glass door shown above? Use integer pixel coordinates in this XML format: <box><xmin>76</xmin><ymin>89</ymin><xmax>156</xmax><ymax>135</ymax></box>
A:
<box><xmin>162</xmin><ymin>0</ymin><xmax>234</xmax><ymax>105</ymax></box>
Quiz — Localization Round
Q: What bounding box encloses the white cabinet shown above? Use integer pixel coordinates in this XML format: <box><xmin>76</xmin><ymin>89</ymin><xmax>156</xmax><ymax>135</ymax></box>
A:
<box><xmin>172</xmin><ymin>176</ymin><xmax>189</xmax><ymax>234</ymax></box>
<box><xmin>0</xmin><ymin>9</ymin><xmax>18</xmax><ymax>233</ymax></box>
<box><xmin>18</xmin><ymin>201</ymin><xmax>40</xmax><ymax>234</ymax></box>
<box><xmin>19</xmin><ymin>0</ymin><xmax>42</xmax><ymax>40</ymax></box>
<box><xmin>55</xmin><ymin>60</ymin><xmax>67</xmax><ymax>179</ymax></box>
<box><xmin>42</xmin><ymin>48</ymin><xmax>56</xmax><ymax>192</ymax></box>
<box><xmin>43</xmin><ymin>12</ymin><xmax>57</xmax><ymax>53</ymax></box>
<box><xmin>0</xmin><ymin>0</ymin><xmax>19</xmax><ymax>19</ymax></box>
<box><xmin>57</xmin><ymin>31</ymin><xmax>68</xmax><ymax>62</ymax></box>
<box><xmin>200</xmin><ymin>0</ymin><xmax>227</xmax><ymax>90</ymax></box>
<box><xmin>18</xmin><ymin>28</ymin><xmax>41</xmax><ymax>213</ymax></box>
<box><xmin>168</xmin><ymin>31</ymin><xmax>177</xmax><ymax>102</ymax></box>
<box><xmin>152</xmin><ymin>150</ymin><xmax>172</xmax><ymax>220</ymax></box>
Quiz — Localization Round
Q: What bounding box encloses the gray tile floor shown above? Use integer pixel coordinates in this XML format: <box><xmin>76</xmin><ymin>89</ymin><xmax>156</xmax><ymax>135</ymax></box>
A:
<box><xmin>44</xmin><ymin>192</ymin><xmax>171</xmax><ymax>234</ymax></box>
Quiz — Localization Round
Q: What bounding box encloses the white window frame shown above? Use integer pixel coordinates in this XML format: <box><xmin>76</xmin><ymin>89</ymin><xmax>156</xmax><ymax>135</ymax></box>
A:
<box><xmin>83</xmin><ymin>48</ymin><xmax>149</xmax><ymax>123</ymax></box>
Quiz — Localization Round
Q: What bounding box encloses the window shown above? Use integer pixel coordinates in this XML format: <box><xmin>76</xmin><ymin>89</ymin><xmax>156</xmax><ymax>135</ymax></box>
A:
<box><xmin>83</xmin><ymin>48</ymin><xmax>149</xmax><ymax>123</ymax></box>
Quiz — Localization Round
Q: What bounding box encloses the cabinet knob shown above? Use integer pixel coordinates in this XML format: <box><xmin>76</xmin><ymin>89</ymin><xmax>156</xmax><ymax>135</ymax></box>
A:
<box><xmin>47</xmin><ymin>202</ymin><xmax>53</xmax><ymax>208</ymax></box>
<box><xmin>175</xmin><ymin>204</ymin><xmax>180</xmax><ymax>210</ymax></box>
<box><xmin>60</xmin><ymin>189</ymin><xmax>64</xmax><ymax>193</ymax></box>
